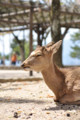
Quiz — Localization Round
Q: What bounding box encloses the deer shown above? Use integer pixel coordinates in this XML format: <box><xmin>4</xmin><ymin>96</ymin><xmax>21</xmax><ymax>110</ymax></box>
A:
<box><xmin>21</xmin><ymin>40</ymin><xmax>80</xmax><ymax>105</ymax></box>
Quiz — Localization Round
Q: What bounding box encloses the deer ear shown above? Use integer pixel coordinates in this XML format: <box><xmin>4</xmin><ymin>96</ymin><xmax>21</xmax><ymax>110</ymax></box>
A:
<box><xmin>45</xmin><ymin>41</ymin><xmax>54</xmax><ymax>48</ymax></box>
<box><xmin>51</xmin><ymin>40</ymin><xmax>62</xmax><ymax>54</ymax></box>
<box><xmin>42</xmin><ymin>47</ymin><xmax>48</xmax><ymax>54</ymax></box>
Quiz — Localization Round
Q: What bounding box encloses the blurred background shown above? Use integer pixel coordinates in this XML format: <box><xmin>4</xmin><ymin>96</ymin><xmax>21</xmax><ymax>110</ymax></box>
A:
<box><xmin>0</xmin><ymin>0</ymin><xmax>80</xmax><ymax>67</ymax></box>
<box><xmin>0</xmin><ymin>1</ymin><xmax>80</xmax><ymax>119</ymax></box>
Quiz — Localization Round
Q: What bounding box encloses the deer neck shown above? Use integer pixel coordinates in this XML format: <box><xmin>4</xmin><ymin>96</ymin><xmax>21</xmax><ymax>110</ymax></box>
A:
<box><xmin>41</xmin><ymin>61</ymin><xmax>65</xmax><ymax>99</ymax></box>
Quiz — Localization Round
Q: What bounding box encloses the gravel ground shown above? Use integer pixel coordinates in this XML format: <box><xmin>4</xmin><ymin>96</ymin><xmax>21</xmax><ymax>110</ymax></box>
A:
<box><xmin>0</xmin><ymin>70</ymin><xmax>42</xmax><ymax>82</ymax></box>
<box><xmin>0</xmin><ymin>80</ymin><xmax>80</xmax><ymax>120</ymax></box>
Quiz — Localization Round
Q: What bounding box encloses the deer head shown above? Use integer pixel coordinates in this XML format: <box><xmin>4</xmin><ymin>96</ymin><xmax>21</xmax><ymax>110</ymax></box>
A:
<box><xmin>21</xmin><ymin>40</ymin><xmax>62</xmax><ymax>72</ymax></box>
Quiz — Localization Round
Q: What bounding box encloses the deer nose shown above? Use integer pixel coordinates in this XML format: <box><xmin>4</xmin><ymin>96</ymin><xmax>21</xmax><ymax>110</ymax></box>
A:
<box><xmin>21</xmin><ymin>63</ymin><xmax>25</xmax><ymax>68</ymax></box>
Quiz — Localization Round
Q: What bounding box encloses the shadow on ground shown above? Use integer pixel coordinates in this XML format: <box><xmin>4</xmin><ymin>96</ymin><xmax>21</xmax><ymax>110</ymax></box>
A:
<box><xmin>0</xmin><ymin>97</ymin><xmax>47</xmax><ymax>104</ymax></box>
<box><xmin>0</xmin><ymin>97</ymin><xmax>80</xmax><ymax>111</ymax></box>
<box><xmin>43</xmin><ymin>103</ymin><xmax>80</xmax><ymax>111</ymax></box>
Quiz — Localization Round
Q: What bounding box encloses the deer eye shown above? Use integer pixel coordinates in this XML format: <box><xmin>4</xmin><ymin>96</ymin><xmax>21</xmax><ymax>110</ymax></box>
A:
<box><xmin>36</xmin><ymin>54</ymin><xmax>42</xmax><ymax>57</ymax></box>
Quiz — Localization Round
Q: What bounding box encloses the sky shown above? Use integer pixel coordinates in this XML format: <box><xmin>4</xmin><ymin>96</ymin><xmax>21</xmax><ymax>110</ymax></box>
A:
<box><xmin>62</xmin><ymin>28</ymin><xmax>80</xmax><ymax>66</ymax></box>
<box><xmin>45</xmin><ymin>28</ymin><xmax>80</xmax><ymax>66</ymax></box>
<box><xmin>0</xmin><ymin>28</ymin><xmax>80</xmax><ymax>66</ymax></box>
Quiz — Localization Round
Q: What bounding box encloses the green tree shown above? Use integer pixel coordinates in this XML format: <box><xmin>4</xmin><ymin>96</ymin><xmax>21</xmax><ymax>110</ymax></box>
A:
<box><xmin>70</xmin><ymin>32</ymin><xmax>80</xmax><ymax>59</ymax></box>
<box><xmin>11</xmin><ymin>38</ymin><xmax>29</xmax><ymax>61</ymax></box>
<box><xmin>11</xmin><ymin>38</ymin><xmax>20</xmax><ymax>56</ymax></box>
<box><xmin>5</xmin><ymin>54</ymin><xmax>9</xmax><ymax>59</ymax></box>
<box><xmin>25</xmin><ymin>41</ymin><xmax>29</xmax><ymax>58</ymax></box>
<box><xmin>0</xmin><ymin>53</ymin><xmax>2</xmax><ymax>59</ymax></box>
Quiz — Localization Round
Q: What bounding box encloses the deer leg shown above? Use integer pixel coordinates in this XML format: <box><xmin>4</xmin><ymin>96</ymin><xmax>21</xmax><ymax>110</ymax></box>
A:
<box><xmin>59</xmin><ymin>91</ymin><xmax>80</xmax><ymax>105</ymax></box>
<box><xmin>70</xmin><ymin>100</ymin><xmax>80</xmax><ymax>105</ymax></box>
<box><xmin>54</xmin><ymin>98</ymin><xmax>59</xmax><ymax>102</ymax></box>
<box><xmin>59</xmin><ymin>94</ymin><xmax>76</xmax><ymax>104</ymax></box>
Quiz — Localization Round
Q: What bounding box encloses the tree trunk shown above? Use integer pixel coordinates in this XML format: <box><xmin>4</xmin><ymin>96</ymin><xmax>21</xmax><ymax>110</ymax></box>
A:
<box><xmin>12</xmin><ymin>33</ymin><xmax>25</xmax><ymax>62</ymax></box>
<box><xmin>37</xmin><ymin>25</ymin><xmax>42</xmax><ymax>46</ymax></box>
<box><xmin>20</xmin><ymin>43</ymin><xmax>25</xmax><ymax>62</ymax></box>
<box><xmin>51</xmin><ymin>0</ymin><xmax>62</xmax><ymax>67</ymax></box>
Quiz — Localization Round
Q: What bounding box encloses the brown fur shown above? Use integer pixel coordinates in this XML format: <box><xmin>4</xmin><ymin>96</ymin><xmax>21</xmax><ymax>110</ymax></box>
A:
<box><xmin>21</xmin><ymin>40</ymin><xmax>80</xmax><ymax>105</ymax></box>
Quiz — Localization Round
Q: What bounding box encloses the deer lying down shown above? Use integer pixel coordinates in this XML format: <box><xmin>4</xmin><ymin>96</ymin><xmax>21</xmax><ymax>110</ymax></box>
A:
<box><xmin>21</xmin><ymin>40</ymin><xmax>80</xmax><ymax>105</ymax></box>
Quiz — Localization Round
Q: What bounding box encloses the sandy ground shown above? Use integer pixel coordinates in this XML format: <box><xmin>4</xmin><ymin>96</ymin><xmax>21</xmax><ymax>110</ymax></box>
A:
<box><xmin>0</xmin><ymin>80</ymin><xmax>80</xmax><ymax>120</ymax></box>
<box><xmin>0</xmin><ymin>70</ymin><xmax>42</xmax><ymax>82</ymax></box>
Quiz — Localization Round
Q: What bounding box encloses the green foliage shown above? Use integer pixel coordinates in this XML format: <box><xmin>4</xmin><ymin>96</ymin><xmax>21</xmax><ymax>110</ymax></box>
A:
<box><xmin>0</xmin><ymin>53</ymin><xmax>9</xmax><ymax>60</ymax></box>
<box><xmin>11</xmin><ymin>38</ymin><xmax>20</xmax><ymax>56</ymax></box>
<box><xmin>24</xmin><ymin>41</ymin><xmax>29</xmax><ymax>58</ymax></box>
<box><xmin>0</xmin><ymin>53</ymin><xmax>2</xmax><ymax>59</ymax></box>
<box><xmin>70</xmin><ymin>31</ymin><xmax>80</xmax><ymax>59</ymax></box>
<box><xmin>11</xmin><ymin>38</ymin><xmax>29</xmax><ymax>60</ymax></box>
<box><xmin>5</xmin><ymin>54</ymin><xmax>9</xmax><ymax>59</ymax></box>
<box><xmin>71</xmin><ymin>32</ymin><xmax>80</xmax><ymax>42</ymax></box>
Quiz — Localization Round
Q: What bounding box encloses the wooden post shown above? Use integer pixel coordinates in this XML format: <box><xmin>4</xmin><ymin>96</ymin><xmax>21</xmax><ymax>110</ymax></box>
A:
<box><xmin>37</xmin><ymin>25</ymin><xmax>42</xmax><ymax>46</ymax></box>
<box><xmin>37</xmin><ymin>25</ymin><xmax>40</xmax><ymax>45</ymax></box>
<box><xmin>29</xmin><ymin>5</ymin><xmax>33</xmax><ymax>76</ymax></box>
